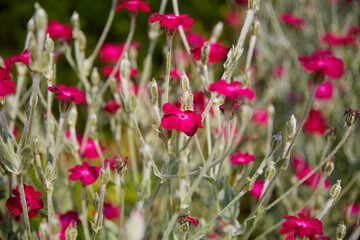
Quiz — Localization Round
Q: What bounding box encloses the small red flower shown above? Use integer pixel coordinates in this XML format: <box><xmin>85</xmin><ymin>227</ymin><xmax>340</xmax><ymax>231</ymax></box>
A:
<box><xmin>116</xmin><ymin>0</ymin><xmax>151</xmax><ymax>13</ymax></box>
<box><xmin>191</xmin><ymin>42</ymin><xmax>229</xmax><ymax>63</ymax></box>
<box><xmin>161</xmin><ymin>103</ymin><xmax>203</xmax><ymax>137</ymax></box>
<box><xmin>249</xmin><ymin>179</ymin><xmax>264</xmax><ymax>199</ymax></box>
<box><xmin>320</xmin><ymin>32</ymin><xmax>355</xmax><ymax>47</ymax></box>
<box><xmin>169</xmin><ymin>69</ymin><xmax>182</xmax><ymax>80</ymax></box>
<box><xmin>65</xmin><ymin>131</ymin><xmax>105</xmax><ymax>160</ymax></box>
<box><xmin>46</xmin><ymin>20</ymin><xmax>72</xmax><ymax>42</ymax></box>
<box><xmin>230</xmin><ymin>151</ymin><xmax>256</xmax><ymax>165</ymax></box>
<box><xmin>281</xmin><ymin>213</ymin><xmax>323</xmax><ymax>237</ymax></box>
<box><xmin>103</xmin><ymin>99</ymin><xmax>121</xmax><ymax>113</ymax></box>
<box><xmin>208</xmin><ymin>79</ymin><xmax>255</xmax><ymax>101</ymax></box>
<box><xmin>193</xmin><ymin>91</ymin><xmax>206</xmax><ymax>114</ymax></box>
<box><xmin>187</xmin><ymin>216</ymin><xmax>200</xmax><ymax>227</ymax></box>
<box><xmin>225</xmin><ymin>10</ymin><xmax>241</xmax><ymax>27</ymax></box>
<box><xmin>57</xmin><ymin>210</ymin><xmax>80</xmax><ymax>240</ymax></box>
<box><xmin>280</xmin><ymin>13</ymin><xmax>306</xmax><ymax>29</ymax></box>
<box><xmin>68</xmin><ymin>162</ymin><xmax>100</xmax><ymax>185</ymax></box>
<box><xmin>292</xmin><ymin>155</ymin><xmax>330</xmax><ymax>189</ymax></box>
<box><xmin>303</xmin><ymin>108</ymin><xmax>327</xmax><ymax>135</ymax></box>
<box><xmin>103</xmin><ymin>202</ymin><xmax>120</xmax><ymax>220</ymax></box>
<box><xmin>149</xmin><ymin>13</ymin><xmax>194</xmax><ymax>30</ymax></box>
<box><xmin>48</xmin><ymin>85</ymin><xmax>86</xmax><ymax>104</ymax></box>
<box><xmin>6</xmin><ymin>185</ymin><xmax>44</xmax><ymax>217</ymax></box>
<box><xmin>251</xmin><ymin>108</ymin><xmax>268</xmax><ymax>126</ymax></box>
<box><xmin>0</xmin><ymin>67</ymin><xmax>16</xmax><ymax>97</ymax></box>
<box><xmin>298</xmin><ymin>50</ymin><xmax>344</xmax><ymax>79</ymax></box>
<box><xmin>314</xmin><ymin>81</ymin><xmax>334</xmax><ymax>101</ymax></box>
<box><xmin>99</xmin><ymin>42</ymin><xmax>140</xmax><ymax>63</ymax></box>
<box><xmin>10</xmin><ymin>49</ymin><xmax>30</xmax><ymax>66</ymax></box>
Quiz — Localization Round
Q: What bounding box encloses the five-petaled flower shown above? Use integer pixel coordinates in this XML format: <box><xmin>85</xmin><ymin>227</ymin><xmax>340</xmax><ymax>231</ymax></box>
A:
<box><xmin>48</xmin><ymin>85</ymin><xmax>86</xmax><ymax>104</ymax></box>
<box><xmin>280</xmin><ymin>13</ymin><xmax>306</xmax><ymax>29</ymax></box>
<box><xmin>68</xmin><ymin>162</ymin><xmax>100</xmax><ymax>185</ymax></box>
<box><xmin>281</xmin><ymin>213</ymin><xmax>323</xmax><ymax>238</ymax></box>
<box><xmin>116</xmin><ymin>0</ymin><xmax>151</xmax><ymax>13</ymax></box>
<box><xmin>149</xmin><ymin>13</ymin><xmax>194</xmax><ymax>30</ymax></box>
<box><xmin>208</xmin><ymin>79</ymin><xmax>255</xmax><ymax>101</ymax></box>
<box><xmin>46</xmin><ymin>20</ymin><xmax>73</xmax><ymax>42</ymax></box>
<box><xmin>161</xmin><ymin>103</ymin><xmax>203</xmax><ymax>137</ymax></box>
<box><xmin>298</xmin><ymin>50</ymin><xmax>344</xmax><ymax>79</ymax></box>
<box><xmin>6</xmin><ymin>184</ymin><xmax>44</xmax><ymax>217</ymax></box>
<box><xmin>0</xmin><ymin>67</ymin><xmax>16</xmax><ymax>97</ymax></box>
<box><xmin>230</xmin><ymin>151</ymin><xmax>256</xmax><ymax>165</ymax></box>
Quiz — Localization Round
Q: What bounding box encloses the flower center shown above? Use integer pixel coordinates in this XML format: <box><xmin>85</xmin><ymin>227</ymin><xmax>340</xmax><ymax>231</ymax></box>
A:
<box><xmin>179</xmin><ymin>113</ymin><xmax>187</xmax><ymax>119</ymax></box>
<box><xmin>81</xmin><ymin>170</ymin><xmax>89</xmax><ymax>176</ymax></box>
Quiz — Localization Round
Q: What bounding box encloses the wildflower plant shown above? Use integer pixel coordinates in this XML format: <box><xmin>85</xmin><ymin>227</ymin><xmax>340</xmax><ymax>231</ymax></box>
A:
<box><xmin>0</xmin><ymin>0</ymin><xmax>359</xmax><ymax>239</ymax></box>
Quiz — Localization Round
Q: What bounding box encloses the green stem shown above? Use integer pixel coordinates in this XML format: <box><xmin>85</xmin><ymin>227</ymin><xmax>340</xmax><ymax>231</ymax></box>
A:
<box><xmin>91</xmin><ymin>183</ymin><xmax>107</xmax><ymax>240</ymax></box>
<box><xmin>161</xmin><ymin>212</ymin><xmax>179</xmax><ymax>240</ymax></box>
<box><xmin>164</xmin><ymin>34</ymin><xmax>173</xmax><ymax>104</ymax></box>
<box><xmin>52</xmin><ymin>112</ymin><xmax>66</xmax><ymax>168</ymax></box>
<box><xmin>81</xmin><ymin>185</ymin><xmax>91</xmax><ymax>240</ymax></box>
<box><xmin>118</xmin><ymin>175</ymin><xmax>125</xmax><ymax>240</ymax></box>
<box><xmin>17</xmin><ymin>174</ymin><xmax>33</xmax><ymax>240</ymax></box>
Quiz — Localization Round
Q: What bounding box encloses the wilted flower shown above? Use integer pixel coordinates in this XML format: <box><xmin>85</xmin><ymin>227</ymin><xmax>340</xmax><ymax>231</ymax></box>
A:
<box><xmin>46</xmin><ymin>20</ymin><xmax>72</xmax><ymax>42</ymax></box>
<box><xmin>208</xmin><ymin>79</ymin><xmax>255</xmax><ymax>101</ymax></box>
<box><xmin>149</xmin><ymin>13</ymin><xmax>194</xmax><ymax>30</ymax></box>
<box><xmin>303</xmin><ymin>108</ymin><xmax>327</xmax><ymax>135</ymax></box>
<box><xmin>177</xmin><ymin>214</ymin><xmax>199</xmax><ymax>228</ymax></box>
<box><xmin>298</xmin><ymin>50</ymin><xmax>344</xmax><ymax>79</ymax></box>
<box><xmin>281</xmin><ymin>213</ymin><xmax>323</xmax><ymax>238</ymax></box>
<box><xmin>68</xmin><ymin>162</ymin><xmax>100</xmax><ymax>185</ymax></box>
<box><xmin>161</xmin><ymin>103</ymin><xmax>203</xmax><ymax>137</ymax></box>
<box><xmin>6</xmin><ymin>185</ymin><xmax>44</xmax><ymax>217</ymax></box>
<box><xmin>280</xmin><ymin>13</ymin><xmax>306</xmax><ymax>29</ymax></box>
<box><xmin>230</xmin><ymin>151</ymin><xmax>256</xmax><ymax>165</ymax></box>
<box><xmin>116</xmin><ymin>0</ymin><xmax>151</xmax><ymax>13</ymax></box>
<box><xmin>48</xmin><ymin>85</ymin><xmax>86</xmax><ymax>104</ymax></box>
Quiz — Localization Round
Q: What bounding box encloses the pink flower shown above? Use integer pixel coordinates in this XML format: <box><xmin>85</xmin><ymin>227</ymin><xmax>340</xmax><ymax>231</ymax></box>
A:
<box><xmin>6</xmin><ymin>185</ymin><xmax>44</xmax><ymax>217</ymax></box>
<box><xmin>103</xmin><ymin>202</ymin><xmax>120</xmax><ymax>220</ymax></box>
<box><xmin>303</xmin><ymin>108</ymin><xmax>327</xmax><ymax>135</ymax></box>
<box><xmin>249</xmin><ymin>180</ymin><xmax>264</xmax><ymax>199</ymax></box>
<box><xmin>46</xmin><ymin>20</ymin><xmax>72</xmax><ymax>42</ymax></box>
<box><xmin>69</xmin><ymin>162</ymin><xmax>100</xmax><ymax>185</ymax></box>
<box><xmin>314</xmin><ymin>81</ymin><xmax>334</xmax><ymax>101</ymax></box>
<box><xmin>149</xmin><ymin>13</ymin><xmax>194</xmax><ymax>30</ymax></box>
<box><xmin>169</xmin><ymin>69</ymin><xmax>182</xmax><ymax>80</ymax></box>
<box><xmin>320</xmin><ymin>32</ymin><xmax>355</xmax><ymax>47</ymax></box>
<box><xmin>208</xmin><ymin>79</ymin><xmax>255</xmax><ymax>101</ymax></box>
<box><xmin>48</xmin><ymin>85</ymin><xmax>86</xmax><ymax>104</ymax></box>
<box><xmin>103</xmin><ymin>99</ymin><xmax>121</xmax><ymax>113</ymax></box>
<box><xmin>280</xmin><ymin>13</ymin><xmax>306</xmax><ymax>29</ymax></box>
<box><xmin>230</xmin><ymin>151</ymin><xmax>256</xmax><ymax>165</ymax></box>
<box><xmin>348</xmin><ymin>23</ymin><xmax>360</xmax><ymax>36</ymax></box>
<box><xmin>298</xmin><ymin>50</ymin><xmax>344</xmax><ymax>79</ymax></box>
<box><xmin>191</xmin><ymin>42</ymin><xmax>229</xmax><ymax>63</ymax></box>
<box><xmin>66</xmin><ymin>131</ymin><xmax>105</xmax><ymax>159</ymax></box>
<box><xmin>57</xmin><ymin>211</ymin><xmax>80</xmax><ymax>240</ymax></box>
<box><xmin>272</xmin><ymin>66</ymin><xmax>286</xmax><ymax>78</ymax></box>
<box><xmin>225</xmin><ymin>10</ymin><xmax>241</xmax><ymax>27</ymax></box>
<box><xmin>186</xmin><ymin>33</ymin><xmax>207</xmax><ymax>47</ymax></box>
<box><xmin>161</xmin><ymin>103</ymin><xmax>203</xmax><ymax>137</ymax></box>
<box><xmin>292</xmin><ymin>155</ymin><xmax>330</xmax><ymax>189</ymax></box>
<box><xmin>116</xmin><ymin>0</ymin><xmax>151</xmax><ymax>13</ymax></box>
<box><xmin>193</xmin><ymin>91</ymin><xmax>206</xmax><ymax>114</ymax></box>
<box><xmin>187</xmin><ymin>216</ymin><xmax>200</xmax><ymax>227</ymax></box>
<box><xmin>0</xmin><ymin>67</ymin><xmax>16</xmax><ymax>97</ymax></box>
<box><xmin>99</xmin><ymin>42</ymin><xmax>139</xmax><ymax>63</ymax></box>
<box><xmin>281</xmin><ymin>213</ymin><xmax>323</xmax><ymax>237</ymax></box>
<box><xmin>10</xmin><ymin>49</ymin><xmax>30</xmax><ymax>66</ymax></box>
<box><xmin>251</xmin><ymin>108</ymin><xmax>268</xmax><ymax>126</ymax></box>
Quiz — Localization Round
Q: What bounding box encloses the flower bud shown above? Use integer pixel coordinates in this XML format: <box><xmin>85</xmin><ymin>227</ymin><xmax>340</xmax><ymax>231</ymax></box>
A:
<box><xmin>34</xmin><ymin>3</ymin><xmax>48</xmax><ymax>30</ymax></box>
<box><xmin>45</xmin><ymin>162</ymin><xmax>57</xmax><ymax>190</ymax></box>
<box><xmin>89</xmin><ymin>114</ymin><xmax>97</xmax><ymax>136</ymax></box>
<box><xmin>91</xmin><ymin>213</ymin><xmax>104</xmax><ymax>233</ymax></box>
<box><xmin>336</xmin><ymin>221</ymin><xmax>346</xmax><ymax>240</ymax></box>
<box><xmin>201</xmin><ymin>42</ymin><xmax>210</xmax><ymax>65</ymax></box>
<box><xmin>120</xmin><ymin>55</ymin><xmax>131</xmax><ymax>81</ymax></box>
<box><xmin>27</xmin><ymin>17</ymin><xmax>35</xmax><ymax>32</ymax></box>
<box><xmin>100</xmin><ymin>163</ymin><xmax>110</xmax><ymax>184</ymax></box>
<box><xmin>323</xmin><ymin>158</ymin><xmax>335</xmax><ymax>177</ymax></box>
<box><xmin>77</xmin><ymin>31</ymin><xmax>87</xmax><ymax>51</ymax></box>
<box><xmin>148</xmin><ymin>23</ymin><xmax>159</xmax><ymax>41</ymax></box>
<box><xmin>68</xmin><ymin>106</ymin><xmax>78</xmax><ymax>127</ymax></box>
<box><xmin>181</xmin><ymin>72</ymin><xmax>190</xmax><ymax>92</ymax></box>
<box><xmin>91</xmin><ymin>67</ymin><xmax>100</xmax><ymax>87</ymax></box>
<box><xmin>241</xmin><ymin>105</ymin><xmax>253</xmax><ymax>124</ymax></box>
<box><xmin>253</xmin><ymin>19</ymin><xmax>260</xmax><ymax>35</ymax></box>
<box><xmin>125</xmin><ymin>209</ymin><xmax>145</xmax><ymax>240</ymax></box>
<box><xmin>49</xmin><ymin>215</ymin><xmax>60</xmax><ymax>236</ymax></box>
<box><xmin>71</xmin><ymin>11</ymin><xmax>80</xmax><ymax>31</ymax></box>
<box><xmin>38</xmin><ymin>219</ymin><xmax>49</xmax><ymax>240</ymax></box>
<box><xmin>45</xmin><ymin>34</ymin><xmax>55</xmax><ymax>53</ymax></box>
<box><xmin>65</xmin><ymin>222</ymin><xmax>78</xmax><ymax>240</ymax></box>
<box><xmin>270</xmin><ymin>133</ymin><xmax>282</xmax><ymax>154</ymax></box>
<box><xmin>211</xmin><ymin>22</ymin><xmax>223</xmax><ymax>41</ymax></box>
<box><xmin>244</xmin><ymin>177</ymin><xmax>254</xmax><ymax>191</ymax></box>
<box><xmin>268</xmin><ymin>105</ymin><xmax>275</xmax><ymax>120</ymax></box>
<box><xmin>125</xmin><ymin>94</ymin><xmax>136</xmax><ymax>113</ymax></box>
<box><xmin>330</xmin><ymin>180</ymin><xmax>341</xmax><ymax>200</ymax></box>
<box><xmin>265</xmin><ymin>161</ymin><xmax>276</xmax><ymax>181</ymax></box>
<box><xmin>32</xmin><ymin>136</ymin><xmax>40</xmax><ymax>155</ymax></box>
<box><xmin>287</xmin><ymin>115</ymin><xmax>297</xmax><ymax>142</ymax></box>
<box><xmin>149</xmin><ymin>78</ymin><xmax>158</xmax><ymax>104</ymax></box>
<box><xmin>93</xmin><ymin>193</ymin><xmax>100</xmax><ymax>211</ymax></box>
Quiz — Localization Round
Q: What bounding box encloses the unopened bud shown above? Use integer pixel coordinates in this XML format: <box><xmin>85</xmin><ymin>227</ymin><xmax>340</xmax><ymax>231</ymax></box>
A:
<box><xmin>330</xmin><ymin>180</ymin><xmax>341</xmax><ymax>200</ymax></box>
<box><xmin>32</xmin><ymin>136</ymin><xmax>40</xmax><ymax>155</ymax></box>
<box><xmin>241</xmin><ymin>105</ymin><xmax>253</xmax><ymax>124</ymax></box>
<box><xmin>125</xmin><ymin>94</ymin><xmax>136</xmax><ymax>113</ymax></box>
<box><xmin>38</xmin><ymin>219</ymin><xmax>49</xmax><ymax>240</ymax></box>
<box><xmin>45</xmin><ymin>34</ymin><xmax>54</xmax><ymax>53</ymax></box>
<box><xmin>201</xmin><ymin>42</ymin><xmax>210</xmax><ymax>65</ymax></box>
<box><xmin>100</xmin><ymin>164</ymin><xmax>110</xmax><ymax>184</ymax></box>
<box><xmin>71</xmin><ymin>11</ymin><xmax>80</xmax><ymax>30</ymax></box>
<box><xmin>244</xmin><ymin>177</ymin><xmax>254</xmax><ymax>191</ymax></box>
<box><xmin>287</xmin><ymin>115</ymin><xmax>297</xmax><ymax>141</ymax></box>
<box><xmin>181</xmin><ymin>72</ymin><xmax>190</xmax><ymax>91</ymax></box>
<box><xmin>91</xmin><ymin>67</ymin><xmax>100</xmax><ymax>87</ymax></box>
<box><xmin>34</xmin><ymin>3</ymin><xmax>48</xmax><ymax>30</ymax></box>
<box><xmin>149</xmin><ymin>78</ymin><xmax>158</xmax><ymax>104</ymax></box>
<box><xmin>49</xmin><ymin>216</ymin><xmax>60</xmax><ymax>236</ymax></box>
<box><xmin>270</xmin><ymin>133</ymin><xmax>282</xmax><ymax>153</ymax></box>
<box><xmin>148</xmin><ymin>23</ymin><xmax>159</xmax><ymax>41</ymax></box>
<box><xmin>265</xmin><ymin>161</ymin><xmax>276</xmax><ymax>180</ymax></box>
<box><xmin>253</xmin><ymin>19</ymin><xmax>260</xmax><ymax>35</ymax></box>
<box><xmin>336</xmin><ymin>221</ymin><xmax>346</xmax><ymax>240</ymax></box>
<box><xmin>125</xmin><ymin>209</ymin><xmax>145</xmax><ymax>240</ymax></box>
<box><xmin>120</xmin><ymin>55</ymin><xmax>131</xmax><ymax>80</ymax></box>
<box><xmin>93</xmin><ymin>193</ymin><xmax>100</xmax><ymax>211</ymax></box>
<box><xmin>89</xmin><ymin>114</ymin><xmax>97</xmax><ymax>136</ymax></box>
<box><xmin>65</xmin><ymin>222</ymin><xmax>78</xmax><ymax>240</ymax></box>
<box><xmin>268</xmin><ymin>105</ymin><xmax>275</xmax><ymax>120</ymax></box>
<box><xmin>77</xmin><ymin>31</ymin><xmax>87</xmax><ymax>51</ymax></box>
<box><xmin>27</xmin><ymin>18</ymin><xmax>35</xmax><ymax>32</ymax></box>
<box><xmin>45</xmin><ymin>162</ymin><xmax>56</xmax><ymax>189</ymax></box>
<box><xmin>323</xmin><ymin>158</ymin><xmax>335</xmax><ymax>177</ymax></box>
<box><xmin>68</xmin><ymin>106</ymin><xmax>78</xmax><ymax>127</ymax></box>
<box><xmin>211</xmin><ymin>22</ymin><xmax>223</xmax><ymax>41</ymax></box>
